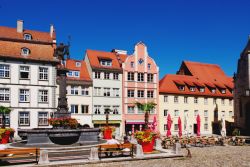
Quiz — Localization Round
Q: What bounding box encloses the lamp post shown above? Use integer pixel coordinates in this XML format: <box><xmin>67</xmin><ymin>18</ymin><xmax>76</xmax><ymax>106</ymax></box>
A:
<box><xmin>104</xmin><ymin>108</ymin><xmax>111</xmax><ymax>126</ymax></box>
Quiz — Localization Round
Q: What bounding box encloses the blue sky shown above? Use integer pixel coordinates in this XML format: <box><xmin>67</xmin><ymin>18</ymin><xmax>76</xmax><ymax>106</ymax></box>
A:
<box><xmin>1</xmin><ymin>0</ymin><xmax>250</xmax><ymax>78</ymax></box>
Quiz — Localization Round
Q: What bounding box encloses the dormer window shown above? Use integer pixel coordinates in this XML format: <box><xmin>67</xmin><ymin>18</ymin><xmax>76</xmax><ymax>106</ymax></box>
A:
<box><xmin>178</xmin><ymin>85</ymin><xmax>185</xmax><ymax>91</ymax></box>
<box><xmin>76</xmin><ymin>62</ymin><xmax>81</xmax><ymax>67</ymax></box>
<box><xmin>211</xmin><ymin>88</ymin><xmax>216</xmax><ymax>94</ymax></box>
<box><xmin>190</xmin><ymin>86</ymin><xmax>195</xmax><ymax>92</ymax></box>
<box><xmin>199</xmin><ymin>87</ymin><xmax>205</xmax><ymax>92</ymax></box>
<box><xmin>67</xmin><ymin>71</ymin><xmax>80</xmax><ymax>77</ymax></box>
<box><xmin>24</xmin><ymin>34</ymin><xmax>32</xmax><ymax>40</ymax></box>
<box><xmin>130</xmin><ymin>62</ymin><xmax>134</xmax><ymax>68</ymax></box>
<box><xmin>100</xmin><ymin>59</ymin><xmax>112</xmax><ymax>66</ymax></box>
<box><xmin>221</xmin><ymin>89</ymin><xmax>226</xmax><ymax>94</ymax></box>
<box><xmin>21</xmin><ymin>48</ymin><xmax>30</xmax><ymax>56</ymax></box>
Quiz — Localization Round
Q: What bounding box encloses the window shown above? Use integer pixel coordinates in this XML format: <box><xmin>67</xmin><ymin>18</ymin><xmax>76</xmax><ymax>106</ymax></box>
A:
<box><xmin>0</xmin><ymin>88</ymin><xmax>10</xmax><ymax>102</ymax></box>
<box><xmin>81</xmin><ymin>87</ymin><xmax>89</xmax><ymax>96</ymax></box>
<box><xmin>174</xmin><ymin>124</ymin><xmax>178</xmax><ymax>131</ymax></box>
<box><xmin>94</xmin><ymin>72</ymin><xmax>101</xmax><ymax>79</ymax></box>
<box><xmin>21</xmin><ymin>48</ymin><xmax>30</xmax><ymax>56</ymax></box>
<box><xmin>94</xmin><ymin>105</ymin><xmax>101</xmax><ymax>114</ymax></box>
<box><xmin>38</xmin><ymin>112</ymin><xmax>48</xmax><ymax>126</ymax></box>
<box><xmin>194</xmin><ymin>110</ymin><xmax>198</xmax><ymax>116</ymax></box>
<box><xmin>213</xmin><ymin>98</ymin><xmax>217</xmax><ymax>104</ymax></box>
<box><xmin>19</xmin><ymin>89</ymin><xmax>29</xmax><ymax>102</ymax></box>
<box><xmin>211</xmin><ymin>88</ymin><xmax>216</xmax><ymax>94</ymax></box>
<box><xmin>229</xmin><ymin>111</ymin><xmax>233</xmax><ymax>117</ymax></box>
<box><xmin>113</xmin><ymin>88</ymin><xmax>119</xmax><ymax>97</ymax></box>
<box><xmin>130</xmin><ymin>62</ymin><xmax>134</xmax><ymax>68</ymax></box>
<box><xmin>74</xmin><ymin>71</ymin><xmax>80</xmax><ymax>77</ymax></box>
<box><xmin>81</xmin><ymin>105</ymin><xmax>89</xmax><ymax>114</ymax></box>
<box><xmin>19</xmin><ymin>112</ymin><xmax>29</xmax><ymax>126</ymax></box>
<box><xmin>68</xmin><ymin>71</ymin><xmax>73</xmax><ymax>77</ymax></box>
<box><xmin>0</xmin><ymin>114</ymin><xmax>10</xmax><ymax>127</ymax></box>
<box><xmin>71</xmin><ymin>86</ymin><xmax>78</xmax><ymax>95</ymax></box>
<box><xmin>204</xmin><ymin>110</ymin><xmax>208</xmax><ymax>117</ymax></box>
<box><xmin>229</xmin><ymin>99</ymin><xmax>233</xmax><ymax>106</ymax></box>
<box><xmin>24</xmin><ymin>33</ymin><xmax>32</xmax><ymax>40</ymax></box>
<box><xmin>174</xmin><ymin>96</ymin><xmax>178</xmax><ymax>103</ymax></box>
<box><xmin>39</xmin><ymin>67</ymin><xmax>48</xmax><ymax>80</ymax></box>
<box><xmin>147</xmin><ymin>74</ymin><xmax>153</xmax><ymax>82</ymax></box>
<box><xmin>76</xmin><ymin>62</ymin><xmax>81</xmax><ymax>67</ymax></box>
<box><xmin>204</xmin><ymin>98</ymin><xmax>208</xmax><ymax>105</ymax></box>
<box><xmin>128</xmin><ymin>90</ymin><xmax>135</xmax><ymax>97</ymax></box>
<box><xmin>221</xmin><ymin>111</ymin><xmax>225</xmax><ymax>117</ymax></box>
<box><xmin>94</xmin><ymin>87</ymin><xmax>101</xmax><ymax>96</ymax></box>
<box><xmin>164</xmin><ymin>96</ymin><xmax>168</xmax><ymax>102</ymax></box>
<box><xmin>138</xmin><ymin>73</ymin><xmax>144</xmax><ymax>82</ymax></box>
<box><xmin>20</xmin><ymin>66</ymin><xmax>30</xmax><ymax>79</ymax></box>
<box><xmin>0</xmin><ymin>64</ymin><xmax>10</xmax><ymax>78</ymax></box>
<box><xmin>137</xmin><ymin>90</ymin><xmax>144</xmax><ymax>98</ymax></box>
<box><xmin>104</xmin><ymin>72</ymin><xmax>110</xmax><ymax>79</ymax></box>
<box><xmin>184</xmin><ymin>97</ymin><xmax>188</xmax><ymax>103</ymax></box>
<box><xmin>127</xmin><ymin>72</ymin><xmax>134</xmax><ymax>81</ymax></box>
<box><xmin>127</xmin><ymin>106</ymin><xmax>135</xmax><ymax>114</ymax></box>
<box><xmin>221</xmin><ymin>89</ymin><xmax>226</xmax><ymax>94</ymax></box>
<box><xmin>164</xmin><ymin>110</ymin><xmax>168</xmax><ymax>116</ymax></box>
<box><xmin>100</xmin><ymin>60</ymin><xmax>112</xmax><ymax>66</ymax></box>
<box><xmin>190</xmin><ymin>87</ymin><xmax>195</xmax><ymax>92</ymax></box>
<box><xmin>221</xmin><ymin>99</ymin><xmax>225</xmax><ymax>105</ymax></box>
<box><xmin>194</xmin><ymin>97</ymin><xmax>198</xmax><ymax>104</ymax></box>
<box><xmin>147</xmin><ymin>91</ymin><xmax>154</xmax><ymax>98</ymax></box>
<box><xmin>71</xmin><ymin>105</ymin><xmax>78</xmax><ymax>114</ymax></box>
<box><xmin>164</xmin><ymin>124</ymin><xmax>168</xmax><ymax>131</ymax></box>
<box><xmin>148</xmin><ymin>63</ymin><xmax>151</xmax><ymax>70</ymax></box>
<box><xmin>38</xmin><ymin>90</ymin><xmax>48</xmax><ymax>103</ymax></box>
<box><xmin>179</xmin><ymin>85</ymin><xmax>185</xmax><ymax>91</ymax></box>
<box><xmin>113</xmin><ymin>73</ymin><xmax>119</xmax><ymax>80</ymax></box>
<box><xmin>174</xmin><ymin>110</ymin><xmax>179</xmax><ymax>117</ymax></box>
<box><xmin>104</xmin><ymin>88</ymin><xmax>111</xmax><ymax>96</ymax></box>
<box><xmin>199</xmin><ymin>87</ymin><xmax>205</xmax><ymax>92</ymax></box>
<box><xmin>205</xmin><ymin>117</ymin><xmax>208</xmax><ymax>122</ymax></box>
<box><xmin>204</xmin><ymin>123</ymin><xmax>208</xmax><ymax>131</ymax></box>
<box><xmin>113</xmin><ymin>106</ymin><xmax>119</xmax><ymax>114</ymax></box>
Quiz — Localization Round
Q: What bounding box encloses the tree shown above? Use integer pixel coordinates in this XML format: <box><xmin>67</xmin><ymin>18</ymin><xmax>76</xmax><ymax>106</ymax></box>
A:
<box><xmin>135</xmin><ymin>102</ymin><xmax>156</xmax><ymax>130</ymax></box>
<box><xmin>0</xmin><ymin>106</ymin><xmax>11</xmax><ymax>129</ymax></box>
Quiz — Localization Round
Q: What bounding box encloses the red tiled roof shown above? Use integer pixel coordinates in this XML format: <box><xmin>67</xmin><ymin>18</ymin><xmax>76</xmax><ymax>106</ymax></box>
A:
<box><xmin>0</xmin><ymin>26</ymin><xmax>55</xmax><ymax>42</ymax></box>
<box><xmin>173</xmin><ymin>80</ymin><xmax>185</xmax><ymax>85</ymax></box>
<box><xmin>118</xmin><ymin>54</ymin><xmax>128</xmax><ymax>63</ymax></box>
<box><xmin>86</xmin><ymin>49</ymin><xmax>123</xmax><ymax>70</ymax></box>
<box><xmin>160</xmin><ymin>61</ymin><xmax>234</xmax><ymax>98</ymax></box>
<box><xmin>65</xmin><ymin>59</ymin><xmax>91</xmax><ymax>81</ymax></box>
<box><xmin>0</xmin><ymin>40</ymin><xmax>57</xmax><ymax>62</ymax></box>
<box><xmin>184</xmin><ymin>80</ymin><xmax>195</xmax><ymax>86</ymax></box>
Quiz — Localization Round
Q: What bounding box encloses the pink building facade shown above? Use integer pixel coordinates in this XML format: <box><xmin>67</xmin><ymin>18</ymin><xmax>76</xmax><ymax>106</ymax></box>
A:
<box><xmin>121</xmin><ymin>42</ymin><xmax>159</xmax><ymax>134</ymax></box>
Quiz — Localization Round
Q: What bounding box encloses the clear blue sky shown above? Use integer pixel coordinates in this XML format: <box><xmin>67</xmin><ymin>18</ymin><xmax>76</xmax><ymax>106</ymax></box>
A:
<box><xmin>1</xmin><ymin>0</ymin><xmax>250</xmax><ymax>78</ymax></box>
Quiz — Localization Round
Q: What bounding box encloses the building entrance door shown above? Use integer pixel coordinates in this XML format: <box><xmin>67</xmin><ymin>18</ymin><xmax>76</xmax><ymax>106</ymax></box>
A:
<box><xmin>193</xmin><ymin>124</ymin><xmax>197</xmax><ymax>134</ymax></box>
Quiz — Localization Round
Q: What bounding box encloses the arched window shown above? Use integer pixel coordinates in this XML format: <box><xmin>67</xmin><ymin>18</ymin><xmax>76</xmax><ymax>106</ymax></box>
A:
<box><xmin>23</xmin><ymin>33</ymin><xmax>32</xmax><ymax>40</ymax></box>
<box><xmin>21</xmin><ymin>48</ymin><xmax>30</xmax><ymax>56</ymax></box>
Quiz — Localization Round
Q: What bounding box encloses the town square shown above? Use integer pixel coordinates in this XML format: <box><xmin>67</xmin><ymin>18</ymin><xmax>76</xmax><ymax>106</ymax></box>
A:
<box><xmin>0</xmin><ymin>0</ymin><xmax>249</xmax><ymax>167</ymax></box>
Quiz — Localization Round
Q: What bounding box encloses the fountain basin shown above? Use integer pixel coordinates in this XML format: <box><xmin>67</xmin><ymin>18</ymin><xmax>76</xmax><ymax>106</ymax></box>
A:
<box><xmin>18</xmin><ymin>128</ymin><xmax>100</xmax><ymax>145</ymax></box>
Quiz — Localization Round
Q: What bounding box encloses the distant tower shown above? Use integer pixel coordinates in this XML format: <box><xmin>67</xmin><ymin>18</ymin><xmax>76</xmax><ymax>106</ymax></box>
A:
<box><xmin>234</xmin><ymin>36</ymin><xmax>250</xmax><ymax>135</ymax></box>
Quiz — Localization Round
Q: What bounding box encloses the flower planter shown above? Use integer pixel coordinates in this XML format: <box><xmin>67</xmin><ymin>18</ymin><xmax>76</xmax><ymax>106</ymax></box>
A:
<box><xmin>103</xmin><ymin>128</ymin><xmax>112</xmax><ymax>139</ymax></box>
<box><xmin>140</xmin><ymin>139</ymin><xmax>155</xmax><ymax>153</ymax></box>
<box><xmin>1</xmin><ymin>131</ymin><xmax>11</xmax><ymax>144</ymax></box>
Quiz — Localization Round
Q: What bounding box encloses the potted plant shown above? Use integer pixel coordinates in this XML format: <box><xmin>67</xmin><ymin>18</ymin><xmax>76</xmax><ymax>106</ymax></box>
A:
<box><xmin>48</xmin><ymin>117</ymin><xmax>78</xmax><ymax>129</ymax></box>
<box><xmin>134</xmin><ymin>129</ymin><xmax>159</xmax><ymax>153</ymax></box>
<box><xmin>101</xmin><ymin>126</ymin><xmax>115</xmax><ymax>139</ymax></box>
<box><xmin>135</xmin><ymin>101</ymin><xmax>157</xmax><ymax>152</ymax></box>
<box><xmin>0</xmin><ymin>128</ymin><xmax>15</xmax><ymax>144</ymax></box>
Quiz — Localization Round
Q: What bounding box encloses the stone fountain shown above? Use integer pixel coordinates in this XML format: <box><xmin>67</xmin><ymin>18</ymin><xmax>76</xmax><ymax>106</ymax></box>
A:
<box><xmin>18</xmin><ymin>43</ymin><xmax>100</xmax><ymax>145</ymax></box>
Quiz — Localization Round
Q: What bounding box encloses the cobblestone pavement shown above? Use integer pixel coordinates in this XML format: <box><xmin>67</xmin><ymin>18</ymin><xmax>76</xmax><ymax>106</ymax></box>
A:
<box><xmin>64</xmin><ymin>146</ymin><xmax>250</xmax><ymax>167</ymax></box>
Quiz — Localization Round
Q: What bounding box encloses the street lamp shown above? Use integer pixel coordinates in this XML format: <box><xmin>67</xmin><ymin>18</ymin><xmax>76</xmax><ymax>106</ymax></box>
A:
<box><xmin>104</xmin><ymin>108</ymin><xmax>111</xmax><ymax>126</ymax></box>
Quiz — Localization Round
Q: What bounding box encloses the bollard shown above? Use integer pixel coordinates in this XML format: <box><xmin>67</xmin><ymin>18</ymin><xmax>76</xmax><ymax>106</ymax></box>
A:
<box><xmin>89</xmin><ymin>147</ymin><xmax>99</xmax><ymax>161</ymax></box>
<box><xmin>155</xmin><ymin>139</ymin><xmax>162</xmax><ymax>150</ymax></box>
<box><xmin>135</xmin><ymin>144</ymin><xmax>144</xmax><ymax>158</ymax></box>
<box><xmin>38</xmin><ymin>150</ymin><xmax>49</xmax><ymax>165</ymax></box>
<box><xmin>173</xmin><ymin>142</ymin><xmax>181</xmax><ymax>154</ymax></box>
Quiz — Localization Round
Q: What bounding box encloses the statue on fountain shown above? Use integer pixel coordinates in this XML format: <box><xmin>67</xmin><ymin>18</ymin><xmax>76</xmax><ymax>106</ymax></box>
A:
<box><xmin>53</xmin><ymin>43</ymin><xmax>71</xmax><ymax>118</ymax></box>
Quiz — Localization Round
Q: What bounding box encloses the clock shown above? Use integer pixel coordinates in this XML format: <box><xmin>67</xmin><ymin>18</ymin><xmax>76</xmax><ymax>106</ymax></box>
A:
<box><xmin>138</xmin><ymin>58</ymin><xmax>144</xmax><ymax>65</ymax></box>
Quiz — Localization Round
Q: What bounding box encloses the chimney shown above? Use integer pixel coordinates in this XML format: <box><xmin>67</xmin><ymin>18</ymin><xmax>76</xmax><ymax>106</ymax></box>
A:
<box><xmin>50</xmin><ymin>24</ymin><xmax>54</xmax><ymax>38</ymax></box>
<box><xmin>17</xmin><ymin>20</ymin><xmax>23</xmax><ymax>33</ymax></box>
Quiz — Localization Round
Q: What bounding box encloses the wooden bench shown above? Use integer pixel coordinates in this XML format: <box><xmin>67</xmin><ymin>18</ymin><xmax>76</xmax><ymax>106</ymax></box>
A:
<box><xmin>0</xmin><ymin>148</ymin><xmax>40</xmax><ymax>164</ymax></box>
<box><xmin>98</xmin><ymin>143</ymin><xmax>134</xmax><ymax>159</ymax></box>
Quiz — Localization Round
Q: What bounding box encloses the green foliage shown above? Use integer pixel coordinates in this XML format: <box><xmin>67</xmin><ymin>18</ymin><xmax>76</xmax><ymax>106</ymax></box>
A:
<box><xmin>0</xmin><ymin>106</ymin><xmax>11</xmax><ymax>114</ymax></box>
<box><xmin>232</xmin><ymin>128</ymin><xmax>240</xmax><ymax>136</ymax></box>
<box><xmin>0</xmin><ymin>128</ymin><xmax>15</xmax><ymax>139</ymax></box>
<box><xmin>135</xmin><ymin>101</ymin><xmax>156</xmax><ymax>112</ymax></box>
